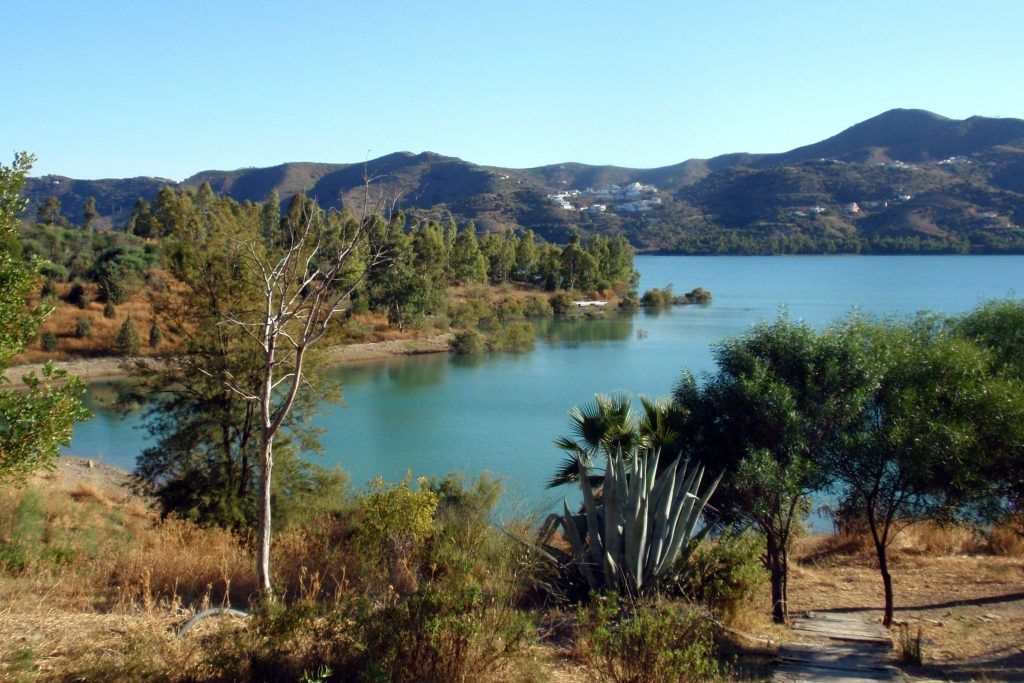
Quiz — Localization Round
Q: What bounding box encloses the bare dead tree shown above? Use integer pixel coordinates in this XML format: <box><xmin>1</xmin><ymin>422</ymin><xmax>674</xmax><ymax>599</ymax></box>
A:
<box><xmin>205</xmin><ymin>181</ymin><xmax>394</xmax><ymax>596</ymax></box>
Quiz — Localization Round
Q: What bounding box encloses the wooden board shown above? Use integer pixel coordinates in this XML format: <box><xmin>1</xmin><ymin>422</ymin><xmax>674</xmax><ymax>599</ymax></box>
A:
<box><xmin>773</xmin><ymin>612</ymin><xmax>901</xmax><ymax>682</ymax></box>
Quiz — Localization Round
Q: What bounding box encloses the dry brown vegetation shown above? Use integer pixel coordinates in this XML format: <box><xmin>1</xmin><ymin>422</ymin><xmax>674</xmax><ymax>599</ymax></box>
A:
<box><xmin>4</xmin><ymin>461</ymin><xmax>1022</xmax><ymax>681</ymax></box>
<box><xmin>788</xmin><ymin>525</ymin><xmax>1024</xmax><ymax>680</ymax></box>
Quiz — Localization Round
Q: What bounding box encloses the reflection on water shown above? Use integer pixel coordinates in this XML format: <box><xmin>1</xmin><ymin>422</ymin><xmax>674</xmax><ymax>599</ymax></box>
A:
<box><xmin>534</xmin><ymin>315</ymin><xmax>634</xmax><ymax>346</ymax></box>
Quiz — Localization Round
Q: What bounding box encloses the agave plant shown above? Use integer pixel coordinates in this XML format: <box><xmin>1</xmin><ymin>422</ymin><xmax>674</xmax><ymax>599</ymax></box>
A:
<box><xmin>553</xmin><ymin>447</ymin><xmax>721</xmax><ymax>595</ymax></box>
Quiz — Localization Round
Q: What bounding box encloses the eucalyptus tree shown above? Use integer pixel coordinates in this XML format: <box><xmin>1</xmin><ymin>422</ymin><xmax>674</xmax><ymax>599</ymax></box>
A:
<box><xmin>0</xmin><ymin>153</ymin><xmax>88</xmax><ymax>484</ymax></box>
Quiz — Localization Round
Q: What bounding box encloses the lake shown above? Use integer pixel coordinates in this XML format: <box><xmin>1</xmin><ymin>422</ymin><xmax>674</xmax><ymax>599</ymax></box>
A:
<box><xmin>65</xmin><ymin>255</ymin><xmax>1024</xmax><ymax>520</ymax></box>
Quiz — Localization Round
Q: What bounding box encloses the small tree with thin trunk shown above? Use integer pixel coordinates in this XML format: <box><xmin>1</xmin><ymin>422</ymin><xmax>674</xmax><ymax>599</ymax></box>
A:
<box><xmin>207</xmin><ymin>185</ymin><xmax>391</xmax><ymax>597</ymax></box>
<box><xmin>825</xmin><ymin>315</ymin><xmax>1024</xmax><ymax>627</ymax></box>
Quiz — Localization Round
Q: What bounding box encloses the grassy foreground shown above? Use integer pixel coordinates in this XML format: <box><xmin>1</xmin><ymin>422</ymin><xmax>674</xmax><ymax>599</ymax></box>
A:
<box><xmin>1</xmin><ymin>458</ymin><xmax>1021</xmax><ymax>682</ymax></box>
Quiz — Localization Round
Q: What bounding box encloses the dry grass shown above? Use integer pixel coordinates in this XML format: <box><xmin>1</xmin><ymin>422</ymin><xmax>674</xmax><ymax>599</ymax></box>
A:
<box><xmin>14</xmin><ymin>282</ymin><xmax>168</xmax><ymax>364</ymax></box>
<box><xmin>787</xmin><ymin>530</ymin><xmax>1024</xmax><ymax>679</ymax></box>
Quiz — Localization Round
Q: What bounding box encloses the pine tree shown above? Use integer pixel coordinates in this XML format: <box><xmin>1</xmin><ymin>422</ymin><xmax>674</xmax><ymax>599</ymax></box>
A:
<box><xmin>149</xmin><ymin>321</ymin><xmax>162</xmax><ymax>348</ymax></box>
<box><xmin>82</xmin><ymin>197</ymin><xmax>97</xmax><ymax>230</ymax></box>
<box><xmin>116</xmin><ymin>315</ymin><xmax>140</xmax><ymax>356</ymax></box>
<box><xmin>36</xmin><ymin>195</ymin><xmax>62</xmax><ymax>225</ymax></box>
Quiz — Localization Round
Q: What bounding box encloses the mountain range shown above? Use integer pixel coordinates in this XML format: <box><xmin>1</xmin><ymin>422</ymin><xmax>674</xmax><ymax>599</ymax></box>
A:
<box><xmin>23</xmin><ymin>109</ymin><xmax>1024</xmax><ymax>253</ymax></box>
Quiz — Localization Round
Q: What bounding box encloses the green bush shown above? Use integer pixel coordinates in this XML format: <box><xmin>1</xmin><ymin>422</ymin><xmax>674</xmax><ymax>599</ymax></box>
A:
<box><xmin>75</xmin><ymin>319</ymin><xmax>92</xmax><ymax>339</ymax></box>
<box><xmin>493</xmin><ymin>295</ymin><xmax>524</xmax><ymax>322</ymax></box>
<box><xmin>452</xmin><ymin>328</ymin><xmax>485</xmax><ymax>355</ymax></box>
<box><xmin>116</xmin><ymin>315</ymin><xmax>140</xmax><ymax>356</ymax></box>
<box><xmin>669</xmin><ymin>532</ymin><xmax>765</xmax><ymax>624</ymax></box>
<box><xmin>522</xmin><ymin>294</ymin><xmax>552</xmax><ymax>317</ymax></box>
<box><xmin>148</xmin><ymin>322</ymin><xmax>162</xmax><ymax>348</ymax></box>
<box><xmin>64</xmin><ymin>282</ymin><xmax>90</xmax><ymax>309</ymax></box>
<box><xmin>40</xmin><ymin>331</ymin><xmax>58</xmax><ymax>351</ymax></box>
<box><xmin>103</xmin><ymin>301</ymin><xmax>116</xmax><ymax>319</ymax></box>
<box><xmin>641</xmin><ymin>285</ymin><xmax>674</xmax><ymax>308</ymax></box>
<box><xmin>353</xmin><ymin>475</ymin><xmax>439</xmax><ymax>594</ymax></box>
<box><xmin>362</xmin><ymin>582</ymin><xmax>532</xmax><ymax>683</ymax></box>
<box><xmin>578</xmin><ymin>594</ymin><xmax>720</xmax><ymax>683</ymax></box>
<box><xmin>488</xmin><ymin>321</ymin><xmax>535</xmax><ymax>352</ymax></box>
<box><xmin>549</xmin><ymin>292</ymin><xmax>575</xmax><ymax>315</ymax></box>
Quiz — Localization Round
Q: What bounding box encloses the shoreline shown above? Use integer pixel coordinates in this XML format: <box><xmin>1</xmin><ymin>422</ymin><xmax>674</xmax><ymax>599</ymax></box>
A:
<box><xmin>4</xmin><ymin>333</ymin><xmax>455</xmax><ymax>384</ymax></box>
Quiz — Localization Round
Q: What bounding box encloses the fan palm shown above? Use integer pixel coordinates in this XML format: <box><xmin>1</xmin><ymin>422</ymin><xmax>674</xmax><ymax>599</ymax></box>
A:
<box><xmin>548</xmin><ymin>393</ymin><xmax>679</xmax><ymax>488</ymax></box>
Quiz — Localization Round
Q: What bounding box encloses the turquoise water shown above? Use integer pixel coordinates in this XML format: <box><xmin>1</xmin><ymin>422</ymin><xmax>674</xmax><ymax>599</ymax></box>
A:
<box><xmin>64</xmin><ymin>255</ymin><xmax>1024</xmax><ymax>518</ymax></box>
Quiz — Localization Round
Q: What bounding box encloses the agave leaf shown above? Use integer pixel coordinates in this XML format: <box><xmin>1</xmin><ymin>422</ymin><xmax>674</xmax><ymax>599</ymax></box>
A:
<box><xmin>561</xmin><ymin>500</ymin><xmax>597</xmax><ymax>587</ymax></box>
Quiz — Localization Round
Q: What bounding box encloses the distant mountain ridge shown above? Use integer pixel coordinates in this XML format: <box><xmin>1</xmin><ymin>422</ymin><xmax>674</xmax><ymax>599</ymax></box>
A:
<box><xmin>22</xmin><ymin>109</ymin><xmax>1024</xmax><ymax>253</ymax></box>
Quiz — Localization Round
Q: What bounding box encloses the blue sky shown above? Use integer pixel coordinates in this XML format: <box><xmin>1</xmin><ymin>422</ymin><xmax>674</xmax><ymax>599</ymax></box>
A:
<box><xmin>3</xmin><ymin>1</ymin><xmax>1022</xmax><ymax>179</ymax></box>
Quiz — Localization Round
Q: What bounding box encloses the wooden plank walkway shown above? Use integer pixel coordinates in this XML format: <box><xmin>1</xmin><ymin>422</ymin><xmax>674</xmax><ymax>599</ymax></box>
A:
<box><xmin>773</xmin><ymin>612</ymin><xmax>902</xmax><ymax>682</ymax></box>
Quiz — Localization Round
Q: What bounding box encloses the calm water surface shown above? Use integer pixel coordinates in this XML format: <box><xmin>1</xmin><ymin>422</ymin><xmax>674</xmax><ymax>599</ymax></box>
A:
<box><xmin>66</xmin><ymin>256</ymin><xmax>1024</xmax><ymax>516</ymax></box>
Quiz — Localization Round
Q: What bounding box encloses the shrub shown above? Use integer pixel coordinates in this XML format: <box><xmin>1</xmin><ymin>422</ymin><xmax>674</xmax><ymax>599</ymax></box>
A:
<box><xmin>40</xmin><ymin>331</ymin><xmax>58</xmax><ymax>351</ymax></box>
<box><xmin>40</xmin><ymin>278</ymin><xmax>56</xmax><ymax>297</ymax></box>
<box><xmin>669</xmin><ymin>532</ymin><xmax>766</xmax><ymax>625</ymax></box>
<box><xmin>64</xmin><ymin>281</ymin><xmax>90</xmax><ymax>309</ymax></box>
<box><xmin>549</xmin><ymin>292</ymin><xmax>575</xmax><ymax>315</ymax></box>
<box><xmin>641</xmin><ymin>285</ymin><xmax>674</xmax><ymax>308</ymax></box>
<box><xmin>488</xmin><ymin>321</ymin><xmax>535</xmax><ymax>352</ymax></box>
<box><xmin>578</xmin><ymin>594</ymin><xmax>720</xmax><ymax>683</ymax></box>
<box><xmin>522</xmin><ymin>294</ymin><xmax>552</xmax><ymax>317</ymax></box>
<box><xmin>452</xmin><ymin>328</ymin><xmax>485</xmax><ymax>355</ymax></box>
<box><xmin>75</xmin><ymin>319</ymin><xmax>92</xmax><ymax>339</ymax></box>
<box><xmin>353</xmin><ymin>475</ymin><xmax>439</xmax><ymax>595</ymax></box>
<box><xmin>103</xmin><ymin>301</ymin><xmax>116</xmax><ymax>319</ymax></box>
<box><xmin>148</xmin><ymin>322</ymin><xmax>162</xmax><ymax>348</ymax></box>
<box><xmin>361</xmin><ymin>582</ymin><xmax>533</xmax><ymax>683</ymax></box>
<box><xmin>116</xmin><ymin>315</ymin><xmax>140</xmax><ymax>356</ymax></box>
<box><xmin>493</xmin><ymin>295</ymin><xmax>524</xmax><ymax>322</ymax></box>
<box><xmin>676</xmin><ymin>287</ymin><xmax>713</xmax><ymax>305</ymax></box>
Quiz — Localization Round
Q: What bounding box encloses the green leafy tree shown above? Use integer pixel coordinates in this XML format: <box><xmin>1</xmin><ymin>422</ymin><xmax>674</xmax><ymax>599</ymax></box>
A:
<box><xmin>953</xmin><ymin>299</ymin><xmax>1024</xmax><ymax>524</ymax></box>
<box><xmin>480</xmin><ymin>229</ymin><xmax>516</xmax><ymax>282</ymax></box>
<box><xmin>449</xmin><ymin>222</ymin><xmax>488</xmax><ymax>285</ymax></box>
<box><xmin>82</xmin><ymin>197</ymin><xmax>97</xmax><ymax>231</ymax></box>
<box><xmin>672</xmin><ymin>317</ymin><xmax>874</xmax><ymax>623</ymax></box>
<box><xmin>0</xmin><ymin>153</ymin><xmax>88</xmax><ymax>484</ymax></box>
<box><xmin>824</xmin><ymin>316</ymin><xmax>1024</xmax><ymax>627</ymax></box>
<box><xmin>513</xmin><ymin>229</ymin><xmax>538</xmax><ymax>282</ymax></box>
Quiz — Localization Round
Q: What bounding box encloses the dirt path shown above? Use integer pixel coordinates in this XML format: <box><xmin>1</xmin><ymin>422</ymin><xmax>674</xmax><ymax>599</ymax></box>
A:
<box><xmin>773</xmin><ymin>611</ymin><xmax>900</xmax><ymax>682</ymax></box>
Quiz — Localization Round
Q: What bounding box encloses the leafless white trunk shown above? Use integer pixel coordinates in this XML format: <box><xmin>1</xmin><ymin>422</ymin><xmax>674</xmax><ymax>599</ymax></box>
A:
<box><xmin>210</xmin><ymin>181</ymin><xmax>393</xmax><ymax>598</ymax></box>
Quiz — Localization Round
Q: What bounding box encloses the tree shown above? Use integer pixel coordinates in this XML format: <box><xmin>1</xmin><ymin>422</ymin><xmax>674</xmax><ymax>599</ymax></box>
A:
<box><xmin>953</xmin><ymin>299</ymin><xmax>1024</xmax><ymax>525</ymax></box>
<box><xmin>449</xmin><ymin>222</ymin><xmax>487</xmax><ymax>285</ymax></box>
<box><xmin>513</xmin><ymin>229</ymin><xmax>537</xmax><ymax>282</ymax></box>
<box><xmin>116</xmin><ymin>314</ymin><xmax>140</xmax><ymax>355</ymax></box>
<box><xmin>672</xmin><ymin>317</ymin><xmax>873</xmax><ymax>623</ymax></box>
<box><xmin>0</xmin><ymin>153</ymin><xmax>88</xmax><ymax>484</ymax></box>
<box><xmin>82</xmin><ymin>197</ymin><xmax>98</xmax><ymax>231</ymax></box>
<box><xmin>200</xmin><ymin>185</ymin><xmax>390</xmax><ymax>597</ymax></box>
<box><xmin>825</xmin><ymin>316</ymin><xmax>1024</xmax><ymax>626</ymax></box>
<box><xmin>134</xmin><ymin>191</ymin><xmax>345</xmax><ymax>530</ymax></box>
<box><xmin>36</xmin><ymin>195</ymin><xmax>62</xmax><ymax>226</ymax></box>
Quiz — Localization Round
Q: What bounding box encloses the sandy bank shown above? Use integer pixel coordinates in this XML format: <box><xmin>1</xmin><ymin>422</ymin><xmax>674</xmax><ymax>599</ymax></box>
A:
<box><xmin>4</xmin><ymin>333</ymin><xmax>455</xmax><ymax>383</ymax></box>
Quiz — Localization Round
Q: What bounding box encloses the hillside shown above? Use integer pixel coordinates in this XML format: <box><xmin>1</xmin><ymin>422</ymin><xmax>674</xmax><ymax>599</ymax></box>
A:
<box><xmin>22</xmin><ymin>109</ymin><xmax>1024</xmax><ymax>253</ymax></box>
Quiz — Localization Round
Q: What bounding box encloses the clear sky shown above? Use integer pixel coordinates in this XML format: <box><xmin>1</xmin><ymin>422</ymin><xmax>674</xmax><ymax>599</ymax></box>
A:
<box><xmin>3</xmin><ymin>1</ymin><xmax>1022</xmax><ymax>180</ymax></box>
